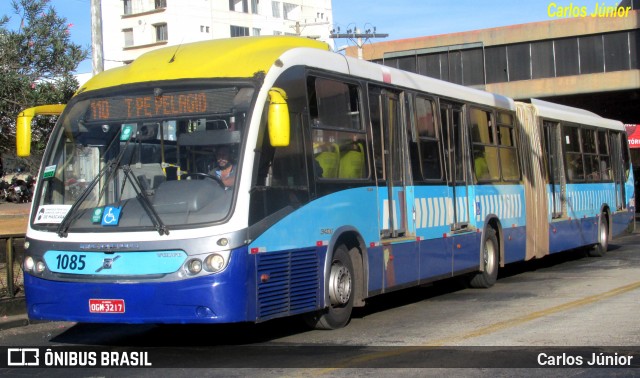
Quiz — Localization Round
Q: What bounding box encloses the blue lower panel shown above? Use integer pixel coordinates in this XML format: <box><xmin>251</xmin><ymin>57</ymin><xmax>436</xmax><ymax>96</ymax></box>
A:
<box><xmin>26</xmin><ymin>246</ymin><xmax>327</xmax><ymax>324</ymax></box>
<box><xmin>419</xmin><ymin>237</ymin><xmax>450</xmax><ymax>280</ymax></box>
<box><xmin>612</xmin><ymin>211</ymin><xmax>634</xmax><ymax>237</ymax></box>
<box><xmin>26</xmin><ymin>276</ymin><xmax>252</xmax><ymax>324</ymax></box>
<box><xmin>26</xmin><ymin>248</ymin><xmax>257</xmax><ymax>324</ymax></box>
<box><xmin>502</xmin><ymin>226</ymin><xmax>527</xmax><ymax>264</ymax></box>
<box><xmin>548</xmin><ymin>211</ymin><xmax>633</xmax><ymax>254</ymax></box>
<box><xmin>367</xmin><ymin>228</ymin><xmax>529</xmax><ymax>294</ymax></box>
<box><xmin>383</xmin><ymin>243</ymin><xmax>419</xmax><ymax>289</ymax></box>
<box><xmin>451</xmin><ymin>232</ymin><xmax>482</xmax><ymax>273</ymax></box>
<box><xmin>549</xmin><ymin>217</ymin><xmax>598</xmax><ymax>253</ymax></box>
<box><xmin>367</xmin><ymin>239</ymin><xmax>434</xmax><ymax>294</ymax></box>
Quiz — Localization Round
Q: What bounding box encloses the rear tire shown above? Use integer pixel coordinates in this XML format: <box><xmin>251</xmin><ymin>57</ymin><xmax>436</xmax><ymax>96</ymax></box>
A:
<box><xmin>589</xmin><ymin>215</ymin><xmax>609</xmax><ymax>257</ymax></box>
<box><xmin>304</xmin><ymin>245</ymin><xmax>354</xmax><ymax>330</ymax></box>
<box><xmin>469</xmin><ymin>228</ymin><xmax>499</xmax><ymax>288</ymax></box>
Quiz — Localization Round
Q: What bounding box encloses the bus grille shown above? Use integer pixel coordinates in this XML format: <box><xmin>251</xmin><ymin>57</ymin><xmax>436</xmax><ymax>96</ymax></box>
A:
<box><xmin>256</xmin><ymin>249</ymin><xmax>319</xmax><ymax>320</ymax></box>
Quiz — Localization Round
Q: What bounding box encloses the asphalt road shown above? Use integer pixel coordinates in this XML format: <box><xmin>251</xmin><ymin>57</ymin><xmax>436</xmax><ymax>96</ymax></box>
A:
<box><xmin>0</xmin><ymin>227</ymin><xmax>639</xmax><ymax>377</ymax></box>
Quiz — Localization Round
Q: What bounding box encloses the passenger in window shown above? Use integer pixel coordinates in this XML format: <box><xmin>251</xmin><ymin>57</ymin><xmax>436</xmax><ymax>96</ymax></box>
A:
<box><xmin>474</xmin><ymin>149</ymin><xmax>490</xmax><ymax>181</ymax></box>
<box><xmin>314</xmin><ymin>144</ymin><xmax>339</xmax><ymax>178</ymax></box>
<box><xmin>600</xmin><ymin>160</ymin><xmax>610</xmax><ymax>181</ymax></box>
<box><xmin>339</xmin><ymin>140</ymin><xmax>364</xmax><ymax>179</ymax></box>
<box><xmin>210</xmin><ymin>146</ymin><xmax>236</xmax><ymax>188</ymax></box>
<box><xmin>567</xmin><ymin>156</ymin><xmax>582</xmax><ymax>181</ymax></box>
<box><xmin>313</xmin><ymin>135</ymin><xmax>340</xmax><ymax>178</ymax></box>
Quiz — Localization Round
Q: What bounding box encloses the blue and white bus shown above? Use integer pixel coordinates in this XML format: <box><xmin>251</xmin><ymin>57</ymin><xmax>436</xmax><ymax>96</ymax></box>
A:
<box><xmin>17</xmin><ymin>36</ymin><xmax>634</xmax><ymax>329</ymax></box>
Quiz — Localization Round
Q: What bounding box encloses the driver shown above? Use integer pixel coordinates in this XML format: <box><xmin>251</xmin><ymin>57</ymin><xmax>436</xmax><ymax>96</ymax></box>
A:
<box><xmin>210</xmin><ymin>146</ymin><xmax>236</xmax><ymax>189</ymax></box>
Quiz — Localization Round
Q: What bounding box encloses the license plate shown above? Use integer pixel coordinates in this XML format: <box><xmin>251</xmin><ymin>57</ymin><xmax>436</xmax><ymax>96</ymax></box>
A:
<box><xmin>89</xmin><ymin>299</ymin><xmax>125</xmax><ymax>314</ymax></box>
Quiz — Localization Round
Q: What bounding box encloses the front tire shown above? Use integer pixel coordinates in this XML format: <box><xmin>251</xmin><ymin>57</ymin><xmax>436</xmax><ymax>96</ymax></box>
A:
<box><xmin>469</xmin><ymin>228</ymin><xmax>499</xmax><ymax>288</ymax></box>
<box><xmin>304</xmin><ymin>245</ymin><xmax>354</xmax><ymax>330</ymax></box>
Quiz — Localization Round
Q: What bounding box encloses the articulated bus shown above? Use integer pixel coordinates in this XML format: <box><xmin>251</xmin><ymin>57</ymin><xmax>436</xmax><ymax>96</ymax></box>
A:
<box><xmin>17</xmin><ymin>36</ymin><xmax>634</xmax><ymax>329</ymax></box>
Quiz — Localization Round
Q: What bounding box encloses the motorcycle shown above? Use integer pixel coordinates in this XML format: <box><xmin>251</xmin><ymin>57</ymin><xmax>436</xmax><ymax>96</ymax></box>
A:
<box><xmin>5</xmin><ymin>176</ymin><xmax>22</xmax><ymax>203</ymax></box>
<box><xmin>6</xmin><ymin>174</ymin><xmax>34</xmax><ymax>203</ymax></box>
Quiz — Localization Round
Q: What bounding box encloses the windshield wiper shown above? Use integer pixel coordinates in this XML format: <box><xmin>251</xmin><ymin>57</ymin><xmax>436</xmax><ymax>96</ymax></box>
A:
<box><xmin>56</xmin><ymin>160</ymin><xmax>115</xmax><ymax>238</ymax></box>
<box><xmin>57</xmin><ymin>129</ymin><xmax>133</xmax><ymax>237</ymax></box>
<box><xmin>121</xmin><ymin>165</ymin><xmax>169</xmax><ymax>236</ymax></box>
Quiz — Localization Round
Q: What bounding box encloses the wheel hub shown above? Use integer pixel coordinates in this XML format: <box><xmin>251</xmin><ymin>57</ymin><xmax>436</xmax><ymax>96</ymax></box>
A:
<box><xmin>329</xmin><ymin>263</ymin><xmax>352</xmax><ymax>306</ymax></box>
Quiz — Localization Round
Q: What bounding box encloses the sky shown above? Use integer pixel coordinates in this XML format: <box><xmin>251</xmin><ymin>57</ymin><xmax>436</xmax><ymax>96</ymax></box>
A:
<box><xmin>0</xmin><ymin>0</ymin><xmax>611</xmax><ymax>74</ymax></box>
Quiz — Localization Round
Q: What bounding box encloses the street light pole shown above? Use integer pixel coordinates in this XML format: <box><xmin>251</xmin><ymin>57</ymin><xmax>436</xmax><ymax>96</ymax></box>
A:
<box><xmin>91</xmin><ymin>0</ymin><xmax>104</xmax><ymax>74</ymax></box>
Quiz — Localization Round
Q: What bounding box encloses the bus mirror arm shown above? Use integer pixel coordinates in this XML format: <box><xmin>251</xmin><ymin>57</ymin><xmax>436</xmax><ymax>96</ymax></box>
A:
<box><xmin>267</xmin><ymin>88</ymin><xmax>290</xmax><ymax>147</ymax></box>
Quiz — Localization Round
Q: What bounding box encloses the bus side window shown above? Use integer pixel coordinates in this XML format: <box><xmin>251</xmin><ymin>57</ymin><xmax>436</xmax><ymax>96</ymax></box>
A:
<box><xmin>309</xmin><ymin>76</ymin><xmax>366</xmax><ymax>180</ymax></box>
<box><xmin>496</xmin><ymin>112</ymin><xmax>519</xmax><ymax>181</ymax></box>
<box><xmin>313</xmin><ymin>132</ymin><xmax>366</xmax><ymax>179</ymax></box>
<box><xmin>415</xmin><ymin>96</ymin><xmax>443</xmax><ymax>181</ymax></box>
<box><xmin>597</xmin><ymin>130</ymin><xmax>611</xmax><ymax>181</ymax></box>
<box><xmin>563</xmin><ymin>125</ymin><xmax>584</xmax><ymax>182</ymax></box>
<box><xmin>470</xmin><ymin>107</ymin><xmax>500</xmax><ymax>182</ymax></box>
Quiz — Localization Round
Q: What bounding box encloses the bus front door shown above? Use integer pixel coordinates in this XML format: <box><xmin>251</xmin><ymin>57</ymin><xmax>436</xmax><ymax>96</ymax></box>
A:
<box><xmin>369</xmin><ymin>88</ymin><xmax>417</xmax><ymax>291</ymax></box>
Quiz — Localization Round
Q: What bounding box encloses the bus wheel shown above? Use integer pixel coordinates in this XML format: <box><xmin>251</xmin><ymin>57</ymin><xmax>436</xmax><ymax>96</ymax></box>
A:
<box><xmin>304</xmin><ymin>245</ymin><xmax>354</xmax><ymax>330</ymax></box>
<box><xmin>469</xmin><ymin>228</ymin><xmax>498</xmax><ymax>288</ymax></box>
<box><xmin>589</xmin><ymin>215</ymin><xmax>609</xmax><ymax>257</ymax></box>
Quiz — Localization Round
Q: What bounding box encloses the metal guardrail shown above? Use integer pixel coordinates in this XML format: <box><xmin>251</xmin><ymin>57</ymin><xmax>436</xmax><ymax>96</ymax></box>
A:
<box><xmin>0</xmin><ymin>233</ymin><xmax>25</xmax><ymax>299</ymax></box>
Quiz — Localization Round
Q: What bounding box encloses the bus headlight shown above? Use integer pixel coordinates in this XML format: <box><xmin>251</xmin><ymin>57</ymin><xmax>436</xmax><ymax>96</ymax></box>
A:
<box><xmin>35</xmin><ymin>261</ymin><xmax>46</xmax><ymax>273</ymax></box>
<box><xmin>204</xmin><ymin>254</ymin><xmax>226</xmax><ymax>273</ymax></box>
<box><xmin>24</xmin><ymin>256</ymin><xmax>34</xmax><ymax>271</ymax></box>
<box><xmin>24</xmin><ymin>257</ymin><xmax>46</xmax><ymax>274</ymax></box>
<box><xmin>186</xmin><ymin>259</ymin><xmax>202</xmax><ymax>275</ymax></box>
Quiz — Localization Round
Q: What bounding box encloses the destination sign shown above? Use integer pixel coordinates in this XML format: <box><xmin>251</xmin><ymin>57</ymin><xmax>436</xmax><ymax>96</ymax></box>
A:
<box><xmin>86</xmin><ymin>88</ymin><xmax>236</xmax><ymax>122</ymax></box>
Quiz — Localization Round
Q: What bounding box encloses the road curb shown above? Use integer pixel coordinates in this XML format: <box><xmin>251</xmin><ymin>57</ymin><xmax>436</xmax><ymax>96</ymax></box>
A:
<box><xmin>0</xmin><ymin>297</ymin><xmax>29</xmax><ymax>330</ymax></box>
<box><xmin>0</xmin><ymin>315</ymin><xmax>30</xmax><ymax>331</ymax></box>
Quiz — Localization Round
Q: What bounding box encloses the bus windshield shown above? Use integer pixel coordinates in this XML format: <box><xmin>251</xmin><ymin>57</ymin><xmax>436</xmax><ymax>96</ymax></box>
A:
<box><xmin>33</xmin><ymin>84</ymin><xmax>255</xmax><ymax>234</ymax></box>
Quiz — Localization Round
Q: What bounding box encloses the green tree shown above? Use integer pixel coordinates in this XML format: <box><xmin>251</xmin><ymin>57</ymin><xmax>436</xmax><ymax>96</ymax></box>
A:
<box><xmin>0</xmin><ymin>0</ymin><xmax>89</xmax><ymax>172</ymax></box>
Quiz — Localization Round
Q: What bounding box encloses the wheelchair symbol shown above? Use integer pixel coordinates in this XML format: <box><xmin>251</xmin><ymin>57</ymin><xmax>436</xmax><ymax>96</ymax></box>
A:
<box><xmin>104</xmin><ymin>208</ymin><xmax>116</xmax><ymax>224</ymax></box>
<box><xmin>101</xmin><ymin>206</ymin><xmax>121</xmax><ymax>226</ymax></box>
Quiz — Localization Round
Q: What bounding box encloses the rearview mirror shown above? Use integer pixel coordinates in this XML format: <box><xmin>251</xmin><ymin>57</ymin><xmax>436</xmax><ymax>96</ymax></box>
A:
<box><xmin>16</xmin><ymin>113</ymin><xmax>33</xmax><ymax>157</ymax></box>
<box><xmin>16</xmin><ymin>104</ymin><xmax>66</xmax><ymax>157</ymax></box>
<box><xmin>267</xmin><ymin>88</ymin><xmax>290</xmax><ymax>147</ymax></box>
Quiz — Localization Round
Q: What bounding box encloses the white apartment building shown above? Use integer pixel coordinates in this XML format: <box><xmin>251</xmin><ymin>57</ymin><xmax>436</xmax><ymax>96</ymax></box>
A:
<box><xmin>99</xmin><ymin>0</ymin><xmax>333</xmax><ymax>71</ymax></box>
